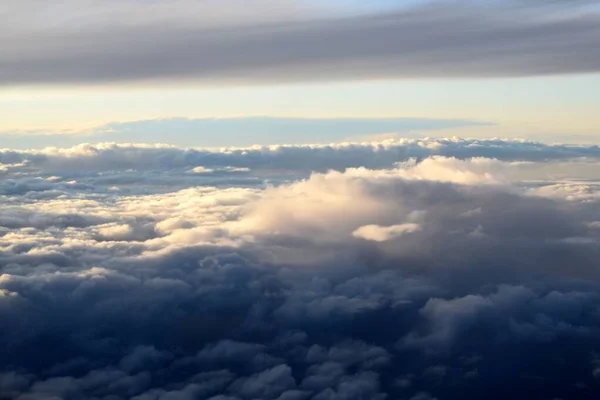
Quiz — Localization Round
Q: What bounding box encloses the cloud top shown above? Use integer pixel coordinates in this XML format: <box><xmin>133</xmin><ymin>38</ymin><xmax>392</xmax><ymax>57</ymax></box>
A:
<box><xmin>2</xmin><ymin>137</ymin><xmax>600</xmax><ymax>399</ymax></box>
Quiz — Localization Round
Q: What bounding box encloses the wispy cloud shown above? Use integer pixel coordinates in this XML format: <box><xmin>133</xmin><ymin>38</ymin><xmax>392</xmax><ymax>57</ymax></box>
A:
<box><xmin>0</xmin><ymin>117</ymin><xmax>489</xmax><ymax>148</ymax></box>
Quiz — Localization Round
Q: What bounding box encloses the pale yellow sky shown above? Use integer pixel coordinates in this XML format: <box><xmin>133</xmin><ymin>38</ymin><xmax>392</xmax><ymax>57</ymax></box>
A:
<box><xmin>2</xmin><ymin>74</ymin><xmax>600</xmax><ymax>140</ymax></box>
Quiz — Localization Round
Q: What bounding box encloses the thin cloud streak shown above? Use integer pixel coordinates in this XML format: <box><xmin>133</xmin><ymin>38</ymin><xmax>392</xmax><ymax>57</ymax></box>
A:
<box><xmin>0</xmin><ymin>117</ymin><xmax>490</xmax><ymax>148</ymax></box>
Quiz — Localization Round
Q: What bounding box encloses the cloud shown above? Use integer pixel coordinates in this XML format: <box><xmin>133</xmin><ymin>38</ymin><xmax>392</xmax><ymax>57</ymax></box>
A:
<box><xmin>3</xmin><ymin>138</ymin><xmax>600</xmax><ymax>179</ymax></box>
<box><xmin>2</xmin><ymin>1</ymin><xmax>600</xmax><ymax>86</ymax></box>
<box><xmin>353</xmin><ymin>223</ymin><xmax>422</xmax><ymax>242</ymax></box>
<box><xmin>0</xmin><ymin>117</ymin><xmax>487</xmax><ymax>149</ymax></box>
<box><xmin>2</xmin><ymin>138</ymin><xmax>600</xmax><ymax>399</ymax></box>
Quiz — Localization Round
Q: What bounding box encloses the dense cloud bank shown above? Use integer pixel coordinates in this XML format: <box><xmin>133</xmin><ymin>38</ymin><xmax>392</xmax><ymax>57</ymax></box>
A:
<box><xmin>3</xmin><ymin>0</ymin><xmax>600</xmax><ymax>86</ymax></box>
<box><xmin>2</xmin><ymin>138</ymin><xmax>600</xmax><ymax>399</ymax></box>
<box><xmin>3</xmin><ymin>137</ymin><xmax>600</xmax><ymax>175</ymax></box>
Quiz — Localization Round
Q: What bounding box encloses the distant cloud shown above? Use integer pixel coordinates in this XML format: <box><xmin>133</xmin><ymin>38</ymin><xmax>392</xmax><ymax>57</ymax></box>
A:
<box><xmin>2</xmin><ymin>0</ymin><xmax>600</xmax><ymax>86</ymax></box>
<box><xmin>3</xmin><ymin>138</ymin><xmax>600</xmax><ymax>177</ymax></box>
<box><xmin>0</xmin><ymin>117</ymin><xmax>488</xmax><ymax>148</ymax></box>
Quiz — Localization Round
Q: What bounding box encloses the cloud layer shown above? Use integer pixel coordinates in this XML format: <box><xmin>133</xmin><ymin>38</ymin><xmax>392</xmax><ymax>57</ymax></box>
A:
<box><xmin>3</xmin><ymin>0</ymin><xmax>600</xmax><ymax>86</ymax></box>
<box><xmin>4</xmin><ymin>137</ymin><xmax>600</xmax><ymax>175</ymax></box>
<box><xmin>2</xmin><ymin>138</ymin><xmax>600</xmax><ymax>399</ymax></box>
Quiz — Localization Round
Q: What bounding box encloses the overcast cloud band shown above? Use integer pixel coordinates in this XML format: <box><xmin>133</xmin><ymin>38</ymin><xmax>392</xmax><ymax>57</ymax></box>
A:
<box><xmin>2</xmin><ymin>1</ymin><xmax>600</xmax><ymax>86</ymax></box>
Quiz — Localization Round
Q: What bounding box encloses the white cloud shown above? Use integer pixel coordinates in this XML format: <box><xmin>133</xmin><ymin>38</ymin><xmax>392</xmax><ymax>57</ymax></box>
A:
<box><xmin>96</xmin><ymin>223</ymin><xmax>134</xmax><ymax>240</ymax></box>
<box><xmin>192</xmin><ymin>166</ymin><xmax>215</xmax><ymax>174</ymax></box>
<box><xmin>353</xmin><ymin>223</ymin><xmax>421</xmax><ymax>242</ymax></box>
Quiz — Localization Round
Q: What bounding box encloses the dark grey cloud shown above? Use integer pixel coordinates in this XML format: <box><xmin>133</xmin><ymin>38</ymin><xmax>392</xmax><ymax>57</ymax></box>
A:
<box><xmin>2</xmin><ymin>1</ymin><xmax>600</xmax><ymax>86</ymax></box>
<box><xmin>2</xmin><ymin>139</ymin><xmax>600</xmax><ymax>399</ymax></box>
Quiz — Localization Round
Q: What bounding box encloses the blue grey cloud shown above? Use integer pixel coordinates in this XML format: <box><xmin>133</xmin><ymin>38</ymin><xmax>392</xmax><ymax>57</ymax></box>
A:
<box><xmin>2</xmin><ymin>138</ymin><xmax>600</xmax><ymax>399</ymax></box>
<box><xmin>2</xmin><ymin>0</ymin><xmax>600</xmax><ymax>86</ymax></box>
<box><xmin>2</xmin><ymin>138</ymin><xmax>600</xmax><ymax>177</ymax></box>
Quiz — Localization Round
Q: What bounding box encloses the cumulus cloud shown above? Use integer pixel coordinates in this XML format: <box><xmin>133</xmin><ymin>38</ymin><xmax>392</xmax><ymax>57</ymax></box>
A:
<box><xmin>2</xmin><ymin>0</ymin><xmax>600</xmax><ymax>86</ymax></box>
<box><xmin>1</xmin><ymin>138</ymin><xmax>600</xmax><ymax>399</ymax></box>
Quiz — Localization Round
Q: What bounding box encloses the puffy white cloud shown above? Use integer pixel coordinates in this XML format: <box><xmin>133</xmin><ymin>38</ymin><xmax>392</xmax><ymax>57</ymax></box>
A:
<box><xmin>353</xmin><ymin>223</ymin><xmax>421</xmax><ymax>242</ymax></box>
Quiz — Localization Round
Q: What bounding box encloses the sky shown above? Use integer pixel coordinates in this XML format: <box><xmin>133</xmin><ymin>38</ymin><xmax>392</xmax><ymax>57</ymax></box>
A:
<box><xmin>5</xmin><ymin>2</ymin><xmax>600</xmax><ymax>400</ymax></box>
<box><xmin>2</xmin><ymin>0</ymin><xmax>600</xmax><ymax>147</ymax></box>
